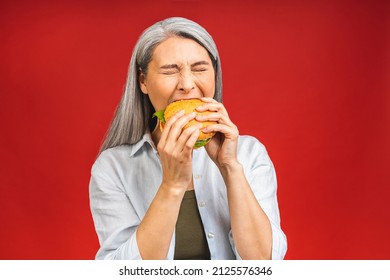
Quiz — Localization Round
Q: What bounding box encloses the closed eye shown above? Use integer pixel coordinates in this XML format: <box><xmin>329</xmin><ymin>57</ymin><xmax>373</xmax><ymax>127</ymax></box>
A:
<box><xmin>192</xmin><ymin>67</ymin><xmax>208</xmax><ymax>72</ymax></box>
<box><xmin>160</xmin><ymin>64</ymin><xmax>180</xmax><ymax>75</ymax></box>
<box><xmin>191</xmin><ymin>61</ymin><xmax>210</xmax><ymax>72</ymax></box>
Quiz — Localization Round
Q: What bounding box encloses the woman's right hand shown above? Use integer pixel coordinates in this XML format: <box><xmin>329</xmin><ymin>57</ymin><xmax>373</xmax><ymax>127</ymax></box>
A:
<box><xmin>157</xmin><ymin>110</ymin><xmax>201</xmax><ymax>193</ymax></box>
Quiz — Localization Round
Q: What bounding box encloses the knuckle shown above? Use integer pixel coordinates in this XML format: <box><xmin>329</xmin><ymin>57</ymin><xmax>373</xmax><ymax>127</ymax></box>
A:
<box><xmin>158</xmin><ymin>146</ymin><xmax>169</xmax><ymax>156</ymax></box>
<box><xmin>170</xmin><ymin>122</ymin><xmax>183</xmax><ymax>131</ymax></box>
<box><xmin>185</xmin><ymin>141</ymin><xmax>193</xmax><ymax>148</ymax></box>
<box><xmin>182</xmin><ymin>126</ymin><xmax>196</xmax><ymax>136</ymax></box>
<box><xmin>234</xmin><ymin>126</ymin><xmax>239</xmax><ymax>136</ymax></box>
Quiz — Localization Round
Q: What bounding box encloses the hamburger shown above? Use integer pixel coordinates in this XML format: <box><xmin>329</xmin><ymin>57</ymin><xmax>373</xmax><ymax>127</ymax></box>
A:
<box><xmin>153</xmin><ymin>99</ymin><xmax>216</xmax><ymax>148</ymax></box>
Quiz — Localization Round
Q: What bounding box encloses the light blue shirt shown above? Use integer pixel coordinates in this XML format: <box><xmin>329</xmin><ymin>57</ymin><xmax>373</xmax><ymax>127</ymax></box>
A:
<box><xmin>89</xmin><ymin>133</ymin><xmax>287</xmax><ymax>260</ymax></box>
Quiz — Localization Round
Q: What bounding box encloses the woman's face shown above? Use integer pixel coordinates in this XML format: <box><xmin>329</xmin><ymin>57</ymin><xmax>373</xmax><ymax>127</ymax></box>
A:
<box><xmin>140</xmin><ymin>36</ymin><xmax>215</xmax><ymax>112</ymax></box>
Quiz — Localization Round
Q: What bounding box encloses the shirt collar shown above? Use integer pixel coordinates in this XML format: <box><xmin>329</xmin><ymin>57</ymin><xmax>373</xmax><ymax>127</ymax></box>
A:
<box><xmin>129</xmin><ymin>131</ymin><xmax>157</xmax><ymax>157</ymax></box>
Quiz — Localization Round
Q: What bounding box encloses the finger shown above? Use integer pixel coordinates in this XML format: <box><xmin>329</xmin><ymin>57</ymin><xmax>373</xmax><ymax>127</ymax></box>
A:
<box><xmin>158</xmin><ymin>112</ymin><xmax>197</xmax><ymax>158</ymax></box>
<box><xmin>164</xmin><ymin>112</ymin><xmax>197</xmax><ymax>148</ymax></box>
<box><xmin>195</xmin><ymin>112</ymin><xmax>224</xmax><ymax>122</ymax></box>
<box><xmin>175</xmin><ymin>124</ymin><xmax>202</xmax><ymax>154</ymax></box>
<box><xmin>199</xmin><ymin>97</ymin><xmax>218</xmax><ymax>103</ymax></box>
<box><xmin>163</xmin><ymin>110</ymin><xmax>187</xmax><ymax>129</ymax></box>
<box><xmin>184</xmin><ymin>127</ymin><xmax>200</xmax><ymax>151</ymax></box>
<box><xmin>201</xmin><ymin>123</ymin><xmax>239</xmax><ymax>139</ymax></box>
<box><xmin>196</xmin><ymin>102</ymin><xmax>227</xmax><ymax>115</ymax></box>
<box><xmin>158</xmin><ymin>110</ymin><xmax>185</xmax><ymax>146</ymax></box>
<box><xmin>196</xmin><ymin>111</ymin><xmax>234</xmax><ymax>127</ymax></box>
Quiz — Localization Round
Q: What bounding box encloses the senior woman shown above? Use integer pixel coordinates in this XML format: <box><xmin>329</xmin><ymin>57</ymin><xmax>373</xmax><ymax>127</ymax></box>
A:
<box><xmin>89</xmin><ymin>17</ymin><xmax>287</xmax><ymax>260</ymax></box>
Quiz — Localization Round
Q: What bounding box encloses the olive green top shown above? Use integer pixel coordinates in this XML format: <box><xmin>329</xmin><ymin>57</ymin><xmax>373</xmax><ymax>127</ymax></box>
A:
<box><xmin>174</xmin><ymin>190</ymin><xmax>211</xmax><ymax>260</ymax></box>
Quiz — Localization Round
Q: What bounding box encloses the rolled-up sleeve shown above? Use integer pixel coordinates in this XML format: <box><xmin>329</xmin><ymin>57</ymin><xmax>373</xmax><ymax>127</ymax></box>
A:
<box><xmin>89</xmin><ymin>162</ymin><xmax>142</xmax><ymax>260</ymax></box>
<box><xmin>240</xmin><ymin>137</ymin><xmax>287</xmax><ymax>260</ymax></box>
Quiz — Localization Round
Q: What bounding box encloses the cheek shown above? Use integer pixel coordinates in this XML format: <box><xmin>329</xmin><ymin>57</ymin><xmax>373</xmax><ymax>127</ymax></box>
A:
<box><xmin>198</xmin><ymin>76</ymin><xmax>216</xmax><ymax>97</ymax></box>
<box><xmin>203</xmin><ymin>86</ymin><xmax>215</xmax><ymax>98</ymax></box>
<box><xmin>147</xmin><ymin>79</ymin><xmax>177</xmax><ymax>109</ymax></box>
<box><xmin>148</xmin><ymin>79</ymin><xmax>174</xmax><ymax>98</ymax></box>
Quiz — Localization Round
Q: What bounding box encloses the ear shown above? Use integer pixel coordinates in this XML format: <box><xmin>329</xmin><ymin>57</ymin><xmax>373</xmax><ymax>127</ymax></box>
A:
<box><xmin>139</xmin><ymin>71</ymin><xmax>148</xmax><ymax>94</ymax></box>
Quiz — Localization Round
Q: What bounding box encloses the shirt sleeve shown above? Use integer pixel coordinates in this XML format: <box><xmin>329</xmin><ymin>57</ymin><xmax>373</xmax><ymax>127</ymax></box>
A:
<box><xmin>228</xmin><ymin>230</ymin><xmax>243</xmax><ymax>260</ymax></box>
<box><xmin>238</xmin><ymin>137</ymin><xmax>288</xmax><ymax>260</ymax></box>
<box><xmin>89</xmin><ymin>160</ymin><xmax>142</xmax><ymax>260</ymax></box>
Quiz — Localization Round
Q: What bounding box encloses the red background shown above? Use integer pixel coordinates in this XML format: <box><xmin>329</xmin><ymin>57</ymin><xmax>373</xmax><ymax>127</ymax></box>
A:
<box><xmin>1</xmin><ymin>0</ymin><xmax>389</xmax><ymax>259</ymax></box>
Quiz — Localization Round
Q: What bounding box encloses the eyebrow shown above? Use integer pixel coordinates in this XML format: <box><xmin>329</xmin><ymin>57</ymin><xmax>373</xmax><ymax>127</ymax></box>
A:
<box><xmin>191</xmin><ymin>60</ymin><xmax>210</xmax><ymax>67</ymax></box>
<box><xmin>159</xmin><ymin>60</ymin><xmax>210</xmax><ymax>69</ymax></box>
<box><xmin>160</xmin><ymin>64</ymin><xmax>179</xmax><ymax>70</ymax></box>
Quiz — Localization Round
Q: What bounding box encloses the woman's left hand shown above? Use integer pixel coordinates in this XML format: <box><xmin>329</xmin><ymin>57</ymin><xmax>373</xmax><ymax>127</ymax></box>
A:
<box><xmin>196</xmin><ymin>97</ymin><xmax>240</xmax><ymax>170</ymax></box>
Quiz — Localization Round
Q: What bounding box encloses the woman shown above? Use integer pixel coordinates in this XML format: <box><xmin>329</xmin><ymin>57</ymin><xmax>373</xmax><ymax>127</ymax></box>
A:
<box><xmin>89</xmin><ymin>17</ymin><xmax>287</xmax><ymax>260</ymax></box>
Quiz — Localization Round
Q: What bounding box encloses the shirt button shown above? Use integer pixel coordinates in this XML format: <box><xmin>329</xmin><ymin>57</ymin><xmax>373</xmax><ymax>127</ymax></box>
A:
<box><xmin>199</xmin><ymin>201</ymin><xmax>206</xmax><ymax>207</ymax></box>
<box><xmin>207</xmin><ymin>232</ymin><xmax>215</xmax><ymax>239</ymax></box>
<box><xmin>194</xmin><ymin>174</ymin><xmax>201</xmax><ymax>179</ymax></box>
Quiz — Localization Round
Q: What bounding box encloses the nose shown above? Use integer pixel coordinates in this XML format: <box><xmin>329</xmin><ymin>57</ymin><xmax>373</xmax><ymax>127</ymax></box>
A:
<box><xmin>177</xmin><ymin>70</ymin><xmax>195</xmax><ymax>94</ymax></box>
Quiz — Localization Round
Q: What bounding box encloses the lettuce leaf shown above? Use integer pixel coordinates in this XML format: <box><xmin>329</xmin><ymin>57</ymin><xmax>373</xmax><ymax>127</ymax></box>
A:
<box><xmin>153</xmin><ymin>110</ymin><xmax>166</xmax><ymax>123</ymax></box>
<box><xmin>194</xmin><ymin>138</ymin><xmax>211</xmax><ymax>148</ymax></box>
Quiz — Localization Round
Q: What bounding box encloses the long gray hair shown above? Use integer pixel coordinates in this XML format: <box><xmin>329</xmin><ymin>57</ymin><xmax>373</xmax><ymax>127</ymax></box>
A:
<box><xmin>99</xmin><ymin>17</ymin><xmax>223</xmax><ymax>153</ymax></box>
